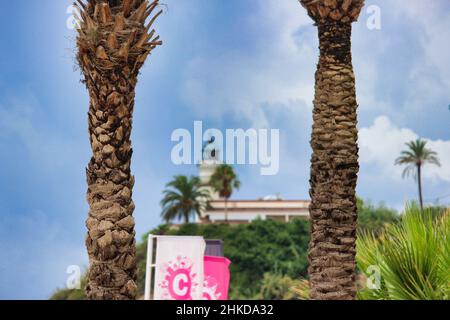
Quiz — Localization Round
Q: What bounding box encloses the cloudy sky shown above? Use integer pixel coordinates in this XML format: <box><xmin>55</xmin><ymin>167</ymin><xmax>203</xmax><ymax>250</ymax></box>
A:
<box><xmin>0</xmin><ymin>0</ymin><xmax>449</xmax><ymax>299</ymax></box>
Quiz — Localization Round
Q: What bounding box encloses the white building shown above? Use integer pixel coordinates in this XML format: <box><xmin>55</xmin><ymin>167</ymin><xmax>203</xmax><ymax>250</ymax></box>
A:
<box><xmin>198</xmin><ymin>158</ymin><xmax>310</xmax><ymax>224</ymax></box>
<box><xmin>201</xmin><ymin>199</ymin><xmax>310</xmax><ymax>224</ymax></box>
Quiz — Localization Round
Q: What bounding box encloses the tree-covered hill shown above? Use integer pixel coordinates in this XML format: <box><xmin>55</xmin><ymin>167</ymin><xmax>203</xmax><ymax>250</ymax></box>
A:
<box><xmin>51</xmin><ymin>199</ymin><xmax>400</xmax><ymax>300</ymax></box>
<box><xmin>51</xmin><ymin>218</ymin><xmax>310</xmax><ymax>300</ymax></box>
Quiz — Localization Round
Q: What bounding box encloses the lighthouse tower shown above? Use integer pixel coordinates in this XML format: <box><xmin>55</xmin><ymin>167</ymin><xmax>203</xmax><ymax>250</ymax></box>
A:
<box><xmin>199</xmin><ymin>139</ymin><xmax>221</xmax><ymax>201</ymax></box>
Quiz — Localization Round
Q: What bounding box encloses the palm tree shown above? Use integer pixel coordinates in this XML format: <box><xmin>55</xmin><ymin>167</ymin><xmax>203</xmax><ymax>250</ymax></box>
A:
<box><xmin>161</xmin><ymin>176</ymin><xmax>210</xmax><ymax>224</ymax></box>
<box><xmin>395</xmin><ymin>139</ymin><xmax>440</xmax><ymax>211</ymax></box>
<box><xmin>75</xmin><ymin>0</ymin><xmax>162</xmax><ymax>300</ymax></box>
<box><xmin>209</xmin><ymin>164</ymin><xmax>241</xmax><ymax>222</ymax></box>
<box><xmin>357</xmin><ymin>205</ymin><xmax>449</xmax><ymax>300</ymax></box>
<box><xmin>298</xmin><ymin>0</ymin><xmax>365</xmax><ymax>300</ymax></box>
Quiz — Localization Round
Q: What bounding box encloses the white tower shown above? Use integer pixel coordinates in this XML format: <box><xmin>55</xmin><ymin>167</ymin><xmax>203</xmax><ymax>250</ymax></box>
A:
<box><xmin>199</xmin><ymin>140</ymin><xmax>221</xmax><ymax>201</ymax></box>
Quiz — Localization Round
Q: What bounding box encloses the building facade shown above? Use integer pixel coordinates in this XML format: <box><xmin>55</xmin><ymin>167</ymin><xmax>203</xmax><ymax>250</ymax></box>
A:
<box><xmin>198</xmin><ymin>157</ymin><xmax>310</xmax><ymax>224</ymax></box>
<box><xmin>200</xmin><ymin>199</ymin><xmax>310</xmax><ymax>224</ymax></box>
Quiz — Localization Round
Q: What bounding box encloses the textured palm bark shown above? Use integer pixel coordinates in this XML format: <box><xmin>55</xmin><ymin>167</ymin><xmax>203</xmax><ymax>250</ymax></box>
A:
<box><xmin>75</xmin><ymin>0</ymin><xmax>162</xmax><ymax>300</ymax></box>
<box><xmin>299</xmin><ymin>0</ymin><xmax>364</xmax><ymax>300</ymax></box>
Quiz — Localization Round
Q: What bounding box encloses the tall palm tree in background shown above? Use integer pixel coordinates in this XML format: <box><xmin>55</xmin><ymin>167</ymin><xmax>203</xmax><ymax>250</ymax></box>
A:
<box><xmin>395</xmin><ymin>139</ymin><xmax>440</xmax><ymax>211</ymax></box>
<box><xmin>209</xmin><ymin>164</ymin><xmax>241</xmax><ymax>222</ymax></box>
<box><xmin>75</xmin><ymin>0</ymin><xmax>162</xmax><ymax>300</ymax></box>
<box><xmin>161</xmin><ymin>176</ymin><xmax>210</xmax><ymax>224</ymax></box>
<box><xmin>298</xmin><ymin>0</ymin><xmax>365</xmax><ymax>300</ymax></box>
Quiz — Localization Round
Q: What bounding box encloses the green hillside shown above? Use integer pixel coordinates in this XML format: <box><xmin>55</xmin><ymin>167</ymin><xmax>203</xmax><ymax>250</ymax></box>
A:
<box><xmin>51</xmin><ymin>218</ymin><xmax>309</xmax><ymax>300</ymax></box>
<box><xmin>51</xmin><ymin>199</ymin><xmax>399</xmax><ymax>300</ymax></box>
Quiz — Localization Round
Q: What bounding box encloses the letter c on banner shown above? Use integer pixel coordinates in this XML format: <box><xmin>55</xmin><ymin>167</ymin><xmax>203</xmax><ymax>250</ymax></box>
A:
<box><xmin>168</xmin><ymin>268</ymin><xmax>192</xmax><ymax>300</ymax></box>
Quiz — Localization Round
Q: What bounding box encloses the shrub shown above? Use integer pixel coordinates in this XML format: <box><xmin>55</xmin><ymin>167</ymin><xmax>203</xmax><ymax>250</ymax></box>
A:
<box><xmin>357</xmin><ymin>205</ymin><xmax>449</xmax><ymax>300</ymax></box>
<box><xmin>357</xmin><ymin>198</ymin><xmax>399</xmax><ymax>236</ymax></box>
<box><xmin>257</xmin><ymin>273</ymin><xmax>303</xmax><ymax>300</ymax></box>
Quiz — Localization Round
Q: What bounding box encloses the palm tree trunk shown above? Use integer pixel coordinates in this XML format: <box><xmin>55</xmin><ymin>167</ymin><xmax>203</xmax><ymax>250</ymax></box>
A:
<box><xmin>225</xmin><ymin>198</ymin><xmax>229</xmax><ymax>223</ymax></box>
<box><xmin>301</xmin><ymin>1</ymin><xmax>364</xmax><ymax>299</ymax></box>
<box><xmin>417</xmin><ymin>164</ymin><xmax>424</xmax><ymax>211</ymax></box>
<box><xmin>76</xmin><ymin>0</ymin><xmax>162</xmax><ymax>300</ymax></box>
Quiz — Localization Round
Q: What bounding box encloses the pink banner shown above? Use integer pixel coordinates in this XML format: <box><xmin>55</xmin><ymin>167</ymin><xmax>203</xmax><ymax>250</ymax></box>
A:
<box><xmin>154</xmin><ymin>236</ymin><xmax>205</xmax><ymax>300</ymax></box>
<box><xmin>203</xmin><ymin>256</ymin><xmax>231</xmax><ymax>300</ymax></box>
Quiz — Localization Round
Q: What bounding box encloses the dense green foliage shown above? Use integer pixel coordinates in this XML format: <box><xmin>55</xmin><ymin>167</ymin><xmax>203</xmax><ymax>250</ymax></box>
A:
<box><xmin>257</xmin><ymin>273</ymin><xmax>305</xmax><ymax>300</ymax></box>
<box><xmin>357</xmin><ymin>198</ymin><xmax>399</xmax><ymax>236</ymax></box>
<box><xmin>357</xmin><ymin>205</ymin><xmax>449</xmax><ymax>300</ymax></box>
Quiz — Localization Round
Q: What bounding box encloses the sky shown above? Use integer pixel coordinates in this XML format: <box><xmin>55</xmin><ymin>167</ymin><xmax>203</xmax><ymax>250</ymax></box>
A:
<box><xmin>0</xmin><ymin>0</ymin><xmax>449</xmax><ymax>299</ymax></box>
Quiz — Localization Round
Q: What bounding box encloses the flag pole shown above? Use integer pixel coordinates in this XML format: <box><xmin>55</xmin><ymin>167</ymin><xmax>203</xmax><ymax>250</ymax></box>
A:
<box><xmin>144</xmin><ymin>235</ymin><xmax>154</xmax><ymax>300</ymax></box>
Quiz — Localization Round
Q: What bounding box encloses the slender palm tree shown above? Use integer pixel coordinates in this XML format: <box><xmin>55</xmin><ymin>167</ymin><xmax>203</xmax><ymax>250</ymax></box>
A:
<box><xmin>209</xmin><ymin>164</ymin><xmax>241</xmax><ymax>222</ymax></box>
<box><xmin>395</xmin><ymin>139</ymin><xmax>440</xmax><ymax>211</ymax></box>
<box><xmin>75</xmin><ymin>0</ymin><xmax>162</xmax><ymax>300</ymax></box>
<box><xmin>298</xmin><ymin>0</ymin><xmax>365</xmax><ymax>300</ymax></box>
<box><xmin>161</xmin><ymin>176</ymin><xmax>210</xmax><ymax>224</ymax></box>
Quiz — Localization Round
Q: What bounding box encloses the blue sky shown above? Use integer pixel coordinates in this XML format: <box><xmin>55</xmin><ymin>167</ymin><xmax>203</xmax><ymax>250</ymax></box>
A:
<box><xmin>0</xmin><ymin>0</ymin><xmax>449</xmax><ymax>299</ymax></box>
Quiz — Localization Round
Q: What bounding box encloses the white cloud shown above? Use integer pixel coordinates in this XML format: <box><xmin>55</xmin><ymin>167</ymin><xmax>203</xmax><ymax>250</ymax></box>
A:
<box><xmin>0</xmin><ymin>96</ymin><xmax>85</xmax><ymax>171</ymax></box>
<box><xmin>360</xmin><ymin>116</ymin><xmax>450</xmax><ymax>182</ymax></box>
<box><xmin>360</xmin><ymin>0</ymin><xmax>450</xmax><ymax>118</ymax></box>
<box><xmin>181</xmin><ymin>0</ymin><xmax>315</xmax><ymax>128</ymax></box>
<box><xmin>180</xmin><ymin>0</ymin><xmax>450</xmax><ymax>131</ymax></box>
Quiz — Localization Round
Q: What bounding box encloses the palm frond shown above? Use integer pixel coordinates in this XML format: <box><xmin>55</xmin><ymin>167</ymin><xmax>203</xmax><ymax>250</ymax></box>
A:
<box><xmin>401</xmin><ymin>165</ymin><xmax>417</xmax><ymax>180</ymax></box>
<box><xmin>395</xmin><ymin>138</ymin><xmax>440</xmax><ymax>181</ymax></box>
<box><xmin>209</xmin><ymin>164</ymin><xmax>241</xmax><ymax>199</ymax></box>
<box><xmin>356</xmin><ymin>204</ymin><xmax>449</xmax><ymax>300</ymax></box>
<box><xmin>160</xmin><ymin>175</ymin><xmax>210</xmax><ymax>223</ymax></box>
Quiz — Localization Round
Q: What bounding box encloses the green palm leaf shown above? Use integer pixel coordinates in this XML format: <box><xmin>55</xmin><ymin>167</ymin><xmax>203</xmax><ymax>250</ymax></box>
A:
<box><xmin>357</xmin><ymin>204</ymin><xmax>450</xmax><ymax>300</ymax></box>
<box><xmin>160</xmin><ymin>175</ymin><xmax>210</xmax><ymax>224</ymax></box>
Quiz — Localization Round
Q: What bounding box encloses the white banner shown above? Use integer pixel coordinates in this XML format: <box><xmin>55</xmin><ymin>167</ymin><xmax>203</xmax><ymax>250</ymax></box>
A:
<box><xmin>154</xmin><ymin>236</ymin><xmax>205</xmax><ymax>300</ymax></box>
